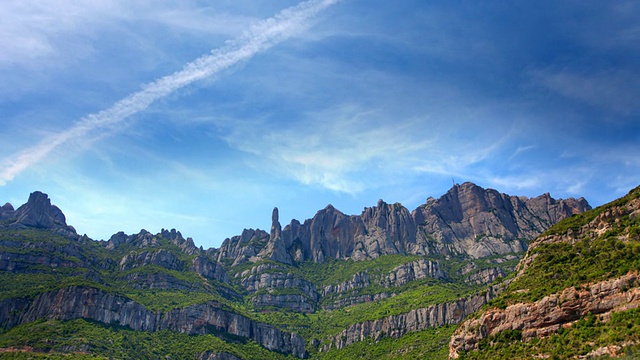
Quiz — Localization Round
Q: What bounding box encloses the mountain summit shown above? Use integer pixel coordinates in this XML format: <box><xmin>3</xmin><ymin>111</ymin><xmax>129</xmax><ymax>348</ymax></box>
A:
<box><xmin>216</xmin><ymin>182</ymin><xmax>590</xmax><ymax>265</ymax></box>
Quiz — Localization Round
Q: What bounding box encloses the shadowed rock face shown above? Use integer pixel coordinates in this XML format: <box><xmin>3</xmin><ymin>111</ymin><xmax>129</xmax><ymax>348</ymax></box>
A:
<box><xmin>216</xmin><ymin>182</ymin><xmax>591</xmax><ymax>265</ymax></box>
<box><xmin>13</xmin><ymin>191</ymin><xmax>67</xmax><ymax>229</ymax></box>
<box><xmin>0</xmin><ymin>191</ymin><xmax>80</xmax><ymax>240</ymax></box>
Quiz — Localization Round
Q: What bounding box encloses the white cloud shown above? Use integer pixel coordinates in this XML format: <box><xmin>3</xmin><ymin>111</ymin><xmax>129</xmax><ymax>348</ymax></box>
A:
<box><xmin>0</xmin><ymin>0</ymin><xmax>340</xmax><ymax>186</ymax></box>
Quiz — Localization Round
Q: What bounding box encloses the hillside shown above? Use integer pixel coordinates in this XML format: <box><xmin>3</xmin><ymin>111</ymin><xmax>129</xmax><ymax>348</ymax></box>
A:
<box><xmin>0</xmin><ymin>183</ymin><xmax>590</xmax><ymax>359</ymax></box>
<box><xmin>450</xmin><ymin>185</ymin><xmax>640</xmax><ymax>359</ymax></box>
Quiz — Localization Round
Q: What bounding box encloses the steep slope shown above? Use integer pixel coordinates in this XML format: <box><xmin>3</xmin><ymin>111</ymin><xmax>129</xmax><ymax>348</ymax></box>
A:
<box><xmin>449</xmin><ymin>185</ymin><xmax>640</xmax><ymax>359</ymax></box>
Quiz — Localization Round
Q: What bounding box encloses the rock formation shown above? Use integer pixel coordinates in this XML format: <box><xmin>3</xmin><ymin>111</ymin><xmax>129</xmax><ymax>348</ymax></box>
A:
<box><xmin>323</xmin><ymin>284</ymin><xmax>503</xmax><ymax>351</ymax></box>
<box><xmin>215</xmin><ymin>183</ymin><xmax>590</xmax><ymax>266</ymax></box>
<box><xmin>449</xmin><ymin>185</ymin><xmax>640</xmax><ymax>359</ymax></box>
<box><xmin>449</xmin><ymin>273</ymin><xmax>640</xmax><ymax>358</ymax></box>
<box><xmin>1</xmin><ymin>191</ymin><xmax>79</xmax><ymax>238</ymax></box>
<box><xmin>0</xmin><ymin>184</ymin><xmax>595</xmax><ymax>358</ymax></box>
<box><xmin>0</xmin><ymin>286</ymin><xmax>306</xmax><ymax>358</ymax></box>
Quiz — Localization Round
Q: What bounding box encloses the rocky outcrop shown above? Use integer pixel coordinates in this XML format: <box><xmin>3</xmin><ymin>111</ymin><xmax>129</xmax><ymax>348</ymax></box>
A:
<box><xmin>214</xmin><ymin>183</ymin><xmax>590</xmax><ymax>265</ymax></box>
<box><xmin>191</xmin><ymin>256</ymin><xmax>230</xmax><ymax>283</ymax></box>
<box><xmin>1</xmin><ymin>192</ymin><xmax>78</xmax><ymax>239</ymax></box>
<box><xmin>215</xmin><ymin>229</ymin><xmax>270</xmax><ymax>266</ymax></box>
<box><xmin>412</xmin><ymin>183</ymin><xmax>591</xmax><ymax>258</ymax></box>
<box><xmin>448</xmin><ymin>186</ymin><xmax>640</xmax><ymax>359</ymax></box>
<box><xmin>321</xmin><ymin>259</ymin><xmax>444</xmax><ymax>297</ymax></box>
<box><xmin>0</xmin><ymin>237</ymin><xmax>93</xmax><ymax>272</ymax></box>
<box><xmin>464</xmin><ymin>267</ymin><xmax>507</xmax><ymax>285</ymax></box>
<box><xmin>0</xmin><ymin>286</ymin><xmax>306</xmax><ymax>358</ymax></box>
<box><xmin>252</xmin><ymin>294</ymin><xmax>315</xmax><ymax>313</ymax></box>
<box><xmin>378</xmin><ymin>259</ymin><xmax>445</xmax><ymax>287</ymax></box>
<box><xmin>236</xmin><ymin>262</ymin><xmax>319</xmax><ymax>312</ymax></box>
<box><xmin>322</xmin><ymin>285</ymin><xmax>502</xmax><ymax>351</ymax></box>
<box><xmin>120</xmin><ymin>249</ymin><xmax>184</xmax><ymax>271</ymax></box>
<box><xmin>321</xmin><ymin>293</ymin><xmax>392</xmax><ymax>310</ymax></box>
<box><xmin>12</xmin><ymin>191</ymin><xmax>68</xmax><ymax>229</ymax></box>
<box><xmin>518</xmin><ymin>196</ymin><xmax>640</xmax><ymax>278</ymax></box>
<box><xmin>121</xmin><ymin>272</ymin><xmax>197</xmax><ymax>290</ymax></box>
<box><xmin>160</xmin><ymin>228</ymin><xmax>200</xmax><ymax>255</ymax></box>
<box><xmin>241</xmin><ymin>271</ymin><xmax>317</xmax><ymax>299</ymax></box>
<box><xmin>449</xmin><ymin>273</ymin><xmax>640</xmax><ymax>358</ymax></box>
<box><xmin>0</xmin><ymin>203</ymin><xmax>14</xmax><ymax>220</ymax></box>
<box><xmin>257</xmin><ymin>208</ymin><xmax>293</xmax><ymax>265</ymax></box>
<box><xmin>321</xmin><ymin>272</ymin><xmax>372</xmax><ymax>297</ymax></box>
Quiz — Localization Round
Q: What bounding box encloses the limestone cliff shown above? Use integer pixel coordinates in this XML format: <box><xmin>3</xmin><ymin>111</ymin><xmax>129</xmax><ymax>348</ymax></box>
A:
<box><xmin>0</xmin><ymin>286</ymin><xmax>306</xmax><ymax>358</ymax></box>
<box><xmin>449</xmin><ymin>273</ymin><xmax>640</xmax><ymax>358</ymax></box>
<box><xmin>214</xmin><ymin>183</ymin><xmax>590</xmax><ymax>266</ymax></box>
<box><xmin>448</xmin><ymin>185</ymin><xmax>640</xmax><ymax>358</ymax></box>
<box><xmin>323</xmin><ymin>284</ymin><xmax>502</xmax><ymax>351</ymax></box>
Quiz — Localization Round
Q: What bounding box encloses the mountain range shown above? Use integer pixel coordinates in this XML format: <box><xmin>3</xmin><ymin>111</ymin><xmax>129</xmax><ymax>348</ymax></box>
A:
<box><xmin>4</xmin><ymin>182</ymin><xmax>637</xmax><ymax>359</ymax></box>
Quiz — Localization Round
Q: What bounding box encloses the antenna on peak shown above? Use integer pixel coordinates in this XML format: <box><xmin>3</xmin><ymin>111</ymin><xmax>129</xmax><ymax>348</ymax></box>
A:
<box><xmin>452</xmin><ymin>177</ymin><xmax>456</xmax><ymax>187</ymax></box>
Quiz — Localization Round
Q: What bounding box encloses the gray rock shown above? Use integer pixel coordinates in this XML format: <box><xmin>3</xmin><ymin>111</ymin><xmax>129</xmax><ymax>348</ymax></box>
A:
<box><xmin>322</xmin><ymin>285</ymin><xmax>502</xmax><ymax>351</ymax></box>
<box><xmin>0</xmin><ymin>286</ymin><xmax>307</xmax><ymax>358</ymax></box>
<box><xmin>214</xmin><ymin>182</ymin><xmax>590</xmax><ymax>265</ymax></box>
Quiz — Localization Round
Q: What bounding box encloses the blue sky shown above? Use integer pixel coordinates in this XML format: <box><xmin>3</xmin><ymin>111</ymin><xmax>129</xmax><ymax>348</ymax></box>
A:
<box><xmin>1</xmin><ymin>0</ymin><xmax>639</xmax><ymax>249</ymax></box>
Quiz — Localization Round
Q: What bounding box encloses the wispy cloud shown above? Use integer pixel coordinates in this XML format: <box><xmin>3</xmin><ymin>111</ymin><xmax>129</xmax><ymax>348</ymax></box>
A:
<box><xmin>530</xmin><ymin>68</ymin><xmax>640</xmax><ymax>115</ymax></box>
<box><xmin>222</xmin><ymin>104</ymin><xmax>437</xmax><ymax>193</ymax></box>
<box><xmin>0</xmin><ymin>0</ymin><xmax>340</xmax><ymax>186</ymax></box>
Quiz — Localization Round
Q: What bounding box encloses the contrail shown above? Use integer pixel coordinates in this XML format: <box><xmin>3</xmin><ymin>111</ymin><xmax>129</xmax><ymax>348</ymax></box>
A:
<box><xmin>0</xmin><ymin>0</ymin><xmax>339</xmax><ymax>185</ymax></box>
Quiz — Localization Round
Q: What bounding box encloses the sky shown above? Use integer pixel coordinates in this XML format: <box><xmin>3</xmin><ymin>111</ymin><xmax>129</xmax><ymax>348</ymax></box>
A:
<box><xmin>1</xmin><ymin>0</ymin><xmax>639</xmax><ymax>249</ymax></box>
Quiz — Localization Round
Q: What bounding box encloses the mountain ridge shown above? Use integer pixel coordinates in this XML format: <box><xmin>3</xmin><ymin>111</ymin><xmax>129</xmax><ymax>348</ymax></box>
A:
<box><xmin>216</xmin><ymin>182</ymin><xmax>590</xmax><ymax>265</ymax></box>
<box><xmin>0</xmin><ymin>182</ymin><xmax>594</xmax><ymax>359</ymax></box>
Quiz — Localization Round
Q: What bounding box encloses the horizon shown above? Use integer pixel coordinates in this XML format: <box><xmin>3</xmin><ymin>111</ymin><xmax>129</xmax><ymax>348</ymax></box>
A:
<box><xmin>0</xmin><ymin>180</ymin><xmax>608</xmax><ymax>249</ymax></box>
<box><xmin>1</xmin><ymin>1</ymin><xmax>639</xmax><ymax>248</ymax></box>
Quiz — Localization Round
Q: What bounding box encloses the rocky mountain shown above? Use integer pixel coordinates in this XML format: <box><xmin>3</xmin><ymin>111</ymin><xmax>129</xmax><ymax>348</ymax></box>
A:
<box><xmin>216</xmin><ymin>182</ymin><xmax>590</xmax><ymax>266</ymax></box>
<box><xmin>449</xmin><ymin>185</ymin><xmax>640</xmax><ymax>359</ymax></box>
<box><xmin>0</xmin><ymin>183</ymin><xmax>594</xmax><ymax>359</ymax></box>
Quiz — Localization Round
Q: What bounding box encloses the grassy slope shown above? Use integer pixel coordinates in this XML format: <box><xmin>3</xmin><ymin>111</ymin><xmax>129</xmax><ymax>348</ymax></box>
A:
<box><xmin>489</xmin><ymin>185</ymin><xmax>640</xmax><ymax>308</ymax></box>
<box><xmin>461</xmin><ymin>185</ymin><xmax>640</xmax><ymax>359</ymax></box>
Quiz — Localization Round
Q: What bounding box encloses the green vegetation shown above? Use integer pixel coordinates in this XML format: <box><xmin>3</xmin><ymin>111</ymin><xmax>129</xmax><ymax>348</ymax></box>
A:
<box><xmin>459</xmin><ymin>308</ymin><xmax>640</xmax><ymax>359</ymax></box>
<box><xmin>461</xmin><ymin>185</ymin><xmax>640</xmax><ymax>358</ymax></box>
<box><xmin>487</xmin><ymin>186</ymin><xmax>640</xmax><ymax>308</ymax></box>
<box><xmin>313</xmin><ymin>325</ymin><xmax>456</xmax><ymax>360</ymax></box>
<box><xmin>543</xmin><ymin>184</ymin><xmax>640</xmax><ymax>237</ymax></box>
<box><xmin>298</xmin><ymin>254</ymin><xmax>421</xmax><ymax>286</ymax></box>
<box><xmin>0</xmin><ymin>225</ymin><xmax>514</xmax><ymax>359</ymax></box>
<box><xmin>0</xmin><ymin>319</ymin><xmax>295</xmax><ymax>360</ymax></box>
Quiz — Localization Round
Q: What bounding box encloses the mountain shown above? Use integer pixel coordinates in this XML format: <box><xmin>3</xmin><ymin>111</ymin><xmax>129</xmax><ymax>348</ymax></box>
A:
<box><xmin>216</xmin><ymin>182</ymin><xmax>590</xmax><ymax>265</ymax></box>
<box><xmin>0</xmin><ymin>183</ymin><xmax>591</xmax><ymax>359</ymax></box>
<box><xmin>449</xmin><ymin>185</ymin><xmax>640</xmax><ymax>359</ymax></box>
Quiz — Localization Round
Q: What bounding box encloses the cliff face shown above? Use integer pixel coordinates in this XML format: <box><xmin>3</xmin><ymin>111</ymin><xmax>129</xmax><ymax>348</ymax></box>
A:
<box><xmin>323</xmin><ymin>284</ymin><xmax>503</xmax><ymax>351</ymax></box>
<box><xmin>412</xmin><ymin>183</ymin><xmax>591</xmax><ymax>258</ymax></box>
<box><xmin>449</xmin><ymin>185</ymin><xmax>640</xmax><ymax>359</ymax></box>
<box><xmin>215</xmin><ymin>182</ymin><xmax>590</xmax><ymax>266</ymax></box>
<box><xmin>449</xmin><ymin>273</ymin><xmax>640</xmax><ymax>357</ymax></box>
<box><xmin>0</xmin><ymin>286</ymin><xmax>306</xmax><ymax>358</ymax></box>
